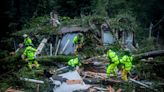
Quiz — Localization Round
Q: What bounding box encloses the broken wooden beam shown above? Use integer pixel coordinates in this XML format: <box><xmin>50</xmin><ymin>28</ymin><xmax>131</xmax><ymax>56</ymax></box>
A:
<box><xmin>129</xmin><ymin>78</ymin><xmax>158</xmax><ymax>92</ymax></box>
<box><xmin>55</xmin><ymin>66</ymin><xmax>69</xmax><ymax>72</ymax></box>
<box><xmin>50</xmin><ymin>43</ymin><xmax>52</xmax><ymax>56</ymax></box>
<box><xmin>20</xmin><ymin>77</ymin><xmax>44</xmax><ymax>84</ymax></box>
<box><xmin>35</xmin><ymin>38</ymin><xmax>48</xmax><ymax>56</ymax></box>
<box><xmin>55</xmin><ymin>39</ymin><xmax>61</xmax><ymax>56</ymax></box>
<box><xmin>129</xmin><ymin>78</ymin><xmax>150</xmax><ymax>88</ymax></box>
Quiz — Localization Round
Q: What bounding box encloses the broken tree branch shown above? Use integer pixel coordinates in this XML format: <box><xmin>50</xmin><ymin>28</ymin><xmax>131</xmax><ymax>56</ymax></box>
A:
<box><xmin>129</xmin><ymin>78</ymin><xmax>158</xmax><ymax>92</ymax></box>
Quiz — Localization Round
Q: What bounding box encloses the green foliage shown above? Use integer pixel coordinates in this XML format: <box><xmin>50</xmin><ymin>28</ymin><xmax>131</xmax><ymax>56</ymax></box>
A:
<box><xmin>139</xmin><ymin>38</ymin><xmax>156</xmax><ymax>53</ymax></box>
<box><xmin>92</xmin><ymin>0</ymin><xmax>108</xmax><ymax>16</ymax></box>
<box><xmin>0</xmin><ymin>50</ymin><xmax>8</xmax><ymax>58</ymax></box>
<box><xmin>54</xmin><ymin>0</ymin><xmax>93</xmax><ymax>17</ymax></box>
<box><xmin>0</xmin><ymin>82</ymin><xmax>9</xmax><ymax>91</ymax></box>
<box><xmin>23</xmin><ymin>16</ymin><xmax>50</xmax><ymax>29</ymax></box>
<box><xmin>37</xmin><ymin>55</ymin><xmax>76</xmax><ymax>64</ymax></box>
<box><xmin>13</xmin><ymin>15</ymin><xmax>56</xmax><ymax>37</ymax></box>
<box><xmin>108</xmin><ymin>12</ymin><xmax>139</xmax><ymax>32</ymax></box>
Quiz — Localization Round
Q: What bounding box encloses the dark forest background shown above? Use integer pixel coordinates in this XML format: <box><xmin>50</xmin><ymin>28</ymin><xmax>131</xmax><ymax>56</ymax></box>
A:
<box><xmin>1</xmin><ymin>0</ymin><xmax>164</xmax><ymax>50</ymax></box>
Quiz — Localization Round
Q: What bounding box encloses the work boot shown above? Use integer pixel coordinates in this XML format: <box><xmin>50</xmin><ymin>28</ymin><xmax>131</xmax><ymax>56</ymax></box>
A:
<box><xmin>121</xmin><ymin>69</ymin><xmax>128</xmax><ymax>81</ymax></box>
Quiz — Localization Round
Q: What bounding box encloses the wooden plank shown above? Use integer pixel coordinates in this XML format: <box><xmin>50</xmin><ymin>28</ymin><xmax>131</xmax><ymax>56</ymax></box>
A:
<box><xmin>50</xmin><ymin>43</ymin><xmax>52</xmax><ymax>56</ymax></box>
<box><xmin>20</xmin><ymin>77</ymin><xmax>44</xmax><ymax>84</ymax></box>
<box><xmin>148</xmin><ymin>23</ymin><xmax>153</xmax><ymax>39</ymax></box>
<box><xmin>55</xmin><ymin>39</ymin><xmax>61</xmax><ymax>56</ymax></box>
<box><xmin>60</xmin><ymin>39</ymin><xmax>70</xmax><ymax>54</ymax></box>
<box><xmin>35</xmin><ymin>38</ymin><xmax>48</xmax><ymax>56</ymax></box>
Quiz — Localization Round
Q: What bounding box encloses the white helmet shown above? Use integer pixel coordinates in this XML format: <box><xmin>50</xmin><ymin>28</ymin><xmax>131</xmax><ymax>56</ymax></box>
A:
<box><xmin>23</xmin><ymin>34</ymin><xmax>28</xmax><ymax>38</ymax></box>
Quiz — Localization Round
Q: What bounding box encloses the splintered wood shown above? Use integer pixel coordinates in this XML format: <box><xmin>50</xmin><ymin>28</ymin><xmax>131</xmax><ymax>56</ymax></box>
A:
<box><xmin>35</xmin><ymin>38</ymin><xmax>48</xmax><ymax>56</ymax></box>
<box><xmin>82</xmin><ymin>71</ymin><xmax>107</xmax><ymax>79</ymax></box>
<box><xmin>66</xmin><ymin>80</ymin><xmax>83</xmax><ymax>85</ymax></box>
<box><xmin>82</xmin><ymin>71</ymin><xmax>122</xmax><ymax>83</ymax></box>
<box><xmin>5</xmin><ymin>87</ymin><xmax>24</xmax><ymax>92</ymax></box>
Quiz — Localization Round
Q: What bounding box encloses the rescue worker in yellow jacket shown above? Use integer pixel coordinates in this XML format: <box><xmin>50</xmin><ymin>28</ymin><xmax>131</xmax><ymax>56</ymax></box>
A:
<box><xmin>23</xmin><ymin>34</ymin><xmax>33</xmax><ymax>47</ymax></box>
<box><xmin>68</xmin><ymin>57</ymin><xmax>81</xmax><ymax>71</ymax></box>
<box><xmin>120</xmin><ymin>49</ymin><xmax>133</xmax><ymax>81</ymax></box>
<box><xmin>22</xmin><ymin>44</ymin><xmax>39</xmax><ymax>69</ymax></box>
<box><xmin>106</xmin><ymin>49</ymin><xmax>119</xmax><ymax>78</ymax></box>
<box><xmin>73</xmin><ymin>33</ymin><xmax>84</xmax><ymax>55</ymax></box>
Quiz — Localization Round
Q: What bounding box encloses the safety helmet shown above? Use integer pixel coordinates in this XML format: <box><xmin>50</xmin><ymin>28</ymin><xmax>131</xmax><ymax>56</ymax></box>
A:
<box><xmin>23</xmin><ymin>34</ymin><xmax>28</xmax><ymax>38</ymax></box>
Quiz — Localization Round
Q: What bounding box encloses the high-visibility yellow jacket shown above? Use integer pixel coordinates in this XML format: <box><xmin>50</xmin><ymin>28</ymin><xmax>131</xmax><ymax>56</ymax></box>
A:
<box><xmin>73</xmin><ymin>36</ymin><xmax>79</xmax><ymax>44</ymax></box>
<box><xmin>23</xmin><ymin>46</ymin><xmax>36</xmax><ymax>60</ymax></box>
<box><xmin>68</xmin><ymin>58</ymin><xmax>81</xmax><ymax>67</ymax></box>
<box><xmin>120</xmin><ymin>55</ymin><xmax>133</xmax><ymax>71</ymax></box>
<box><xmin>73</xmin><ymin>35</ymin><xmax>84</xmax><ymax>44</ymax></box>
<box><xmin>107</xmin><ymin>49</ymin><xmax>119</xmax><ymax>64</ymax></box>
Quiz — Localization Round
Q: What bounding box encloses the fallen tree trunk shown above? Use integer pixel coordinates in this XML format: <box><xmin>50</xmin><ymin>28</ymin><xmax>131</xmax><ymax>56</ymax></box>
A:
<box><xmin>134</xmin><ymin>50</ymin><xmax>164</xmax><ymax>60</ymax></box>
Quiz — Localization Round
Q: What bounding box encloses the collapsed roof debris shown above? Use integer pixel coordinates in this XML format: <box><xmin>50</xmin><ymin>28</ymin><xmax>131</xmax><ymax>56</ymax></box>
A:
<box><xmin>51</xmin><ymin>70</ymin><xmax>91</xmax><ymax>92</ymax></box>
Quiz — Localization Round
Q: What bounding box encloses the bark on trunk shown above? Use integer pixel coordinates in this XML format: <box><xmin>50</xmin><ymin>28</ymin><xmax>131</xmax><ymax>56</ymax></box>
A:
<box><xmin>134</xmin><ymin>50</ymin><xmax>164</xmax><ymax>60</ymax></box>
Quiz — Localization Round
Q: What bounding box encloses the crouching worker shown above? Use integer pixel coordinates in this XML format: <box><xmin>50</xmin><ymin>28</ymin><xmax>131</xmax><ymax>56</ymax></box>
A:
<box><xmin>22</xmin><ymin>44</ymin><xmax>40</xmax><ymax>70</ymax></box>
<box><xmin>120</xmin><ymin>49</ymin><xmax>133</xmax><ymax>81</ymax></box>
<box><xmin>68</xmin><ymin>57</ymin><xmax>81</xmax><ymax>71</ymax></box>
<box><xmin>106</xmin><ymin>49</ymin><xmax>119</xmax><ymax>78</ymax></box>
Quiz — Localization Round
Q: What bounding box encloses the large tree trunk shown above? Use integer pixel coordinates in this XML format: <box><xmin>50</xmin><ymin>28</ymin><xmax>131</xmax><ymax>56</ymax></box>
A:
<box><xmin>134</xmin><ymin>50</ymin><xmax>164</xmax><ymax>60</ymax></box>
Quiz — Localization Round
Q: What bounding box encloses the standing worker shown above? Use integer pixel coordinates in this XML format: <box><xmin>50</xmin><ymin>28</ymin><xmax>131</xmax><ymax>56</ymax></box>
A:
<box><xmin>73</xmin><ymin>33</ymin><xmax>84</xmax><ymax>55</ymax></box>
<box><xmin>22</xmin><ymin>44</ymin><xmax>40</xmax><ymax>70</ymax></box>
<box><xmin>23</xmin><ymin>34</ymin><xmax>33</xmax><ymax>47</ymax></box>
<box><xmin>120</xmin><ymin>49</ymin><xmax>133</xmax><ymax>81</ymax></box>
<box><xmin>106</xmin><ymin>49</ymin><xmax>119</xmax><ymax>78</ymax></box>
